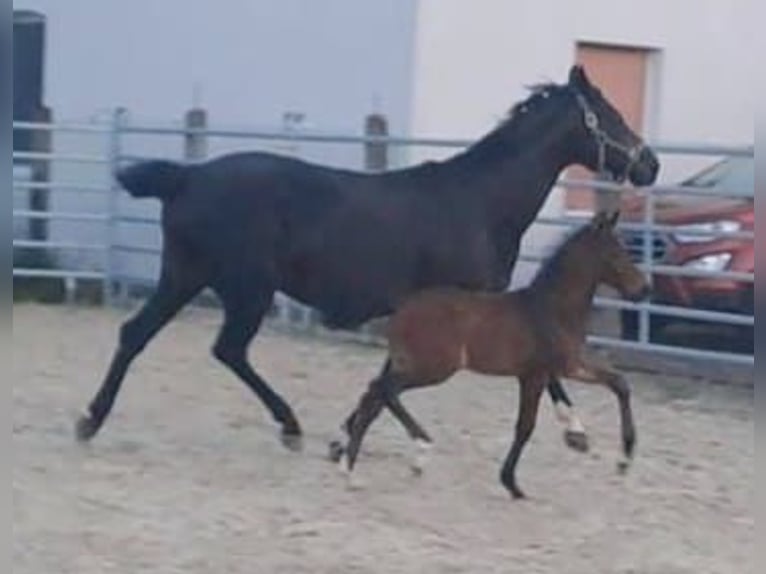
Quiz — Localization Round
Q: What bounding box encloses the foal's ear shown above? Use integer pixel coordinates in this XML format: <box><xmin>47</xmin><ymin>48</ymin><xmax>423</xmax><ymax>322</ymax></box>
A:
<box><xmin>590</xmin><ymin>210</ymin><xmax>620</xmax><ymax>231</ymax></box>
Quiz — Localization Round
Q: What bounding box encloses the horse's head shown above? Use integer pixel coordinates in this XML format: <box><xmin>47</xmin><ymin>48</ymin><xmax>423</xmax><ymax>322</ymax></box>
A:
<box><xmin>567</xmin><ymin>65</ymin><xmax>660</xmax><ymax>186</ymax></box>
<box><xmin>586</xmin><ymin>211</ymin><xmax>650</xmax><ymax>302</ymax></box>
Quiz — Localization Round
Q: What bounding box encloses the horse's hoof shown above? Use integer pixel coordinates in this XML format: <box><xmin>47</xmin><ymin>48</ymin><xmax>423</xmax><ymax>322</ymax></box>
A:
<box><xmin>564</xmin><ymin>430</ymin><xmax>590</xmax><ymax>453</ymax></box>
<box><xmin>75</xmin><ymin>414</ymin><xmax>100</xmax><ymax>443</ymax></box>
<box><xmin>410</xmin><ymin>464</ymin><xmax>424</xmax><ymax>477</ymax></box>
<box><xmin>510</xmin><ymin>488</ymin><xmax>527</xmax><ymax>500</ymax></box>
<box><xmin>616</xmin><ymin>459</ymin><xmax>632</xmax><ymax>475</ymax></box>
<box><xmin>280</xmin><ymin>430</ymin><xmax>303</xmax><ymax>452</ymax></box>
<box><xmin>328</xmin><ymin>440</ymin><xmax>345</xmax><ymax>463</ymax></box>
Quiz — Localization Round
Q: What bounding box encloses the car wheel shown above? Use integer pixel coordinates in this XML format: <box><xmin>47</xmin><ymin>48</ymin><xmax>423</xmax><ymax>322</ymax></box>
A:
<box><xmin>736</xmin><ymin>286</ymin><xmax>754</xmax><ymax>353</ymax></box>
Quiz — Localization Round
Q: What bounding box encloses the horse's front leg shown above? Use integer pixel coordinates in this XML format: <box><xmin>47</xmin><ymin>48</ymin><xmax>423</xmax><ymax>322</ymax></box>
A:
<box><xmin>571</xmin><ymin>362</ymin><xmax>636</xmax><ymax>473</ymax></box>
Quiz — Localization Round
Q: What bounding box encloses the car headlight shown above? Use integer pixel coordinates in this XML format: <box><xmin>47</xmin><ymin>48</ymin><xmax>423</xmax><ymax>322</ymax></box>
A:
<box><xmin>683</xmin><ymin>253</ymin><xmax>733</xmax><ymax>272</ymax></box>
<box><xmin>673</xmin><ymin>220</ymin><xmax>741</xmax><ymax>243</ymax></box>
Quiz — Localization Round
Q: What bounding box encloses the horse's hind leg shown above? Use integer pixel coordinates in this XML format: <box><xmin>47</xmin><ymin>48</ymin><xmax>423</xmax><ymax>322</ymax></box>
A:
<box><xmin>547</xmin><ymin>376</ymin><xmax>589</xmax><ymax>453</ymax></box>
<box><xmin>212</xmin><ymin>289</ymin><xmax>302</xmax><ymax>451</ymax></box>
<box><xmin>75</xmin><ymin>270</ymin><xmax>203</xmax><ymax>442</ymax></box>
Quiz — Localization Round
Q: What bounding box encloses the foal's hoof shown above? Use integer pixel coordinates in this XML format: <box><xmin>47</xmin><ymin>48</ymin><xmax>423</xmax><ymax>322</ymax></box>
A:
<box><xmin>328</xmin><ymin>440</ymin><xmax>345</xmax><ymax>463</ymax></box>
<box><xmin>564</xmin><ymin>430</ymin><xmax>590</xmax><ymax>453</ymax></box>
<box><xmin>75</xmin><ymin>414</ymin><xmax>100</xmax><ymax>443</ymax></box>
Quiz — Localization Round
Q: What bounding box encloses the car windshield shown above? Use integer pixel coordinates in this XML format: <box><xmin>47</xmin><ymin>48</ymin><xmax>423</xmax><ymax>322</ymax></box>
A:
<box><xmin>683</xmin><ymin>156</ymin><xmax>754</xmax><ymax>198</ymax></box>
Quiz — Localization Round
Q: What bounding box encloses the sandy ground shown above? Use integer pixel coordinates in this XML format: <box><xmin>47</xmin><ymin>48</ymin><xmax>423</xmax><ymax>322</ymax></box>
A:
<box><xmin>12</xmin><ymin>304</ymin><xmax>754</xmax><ymax>574</ymax></box>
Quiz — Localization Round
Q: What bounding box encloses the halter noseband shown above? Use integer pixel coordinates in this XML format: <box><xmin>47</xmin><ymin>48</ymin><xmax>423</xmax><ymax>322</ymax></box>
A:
<box><xmin>574</xmin><ymin>91</ymin><xmax>645</xmax><ymax>182</ymax></box>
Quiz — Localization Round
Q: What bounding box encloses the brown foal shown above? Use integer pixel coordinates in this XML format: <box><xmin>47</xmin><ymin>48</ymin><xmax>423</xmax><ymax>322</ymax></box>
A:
<box><xmin>339</xmin><ymin>211</ymin><xmax>650</xmax><ymax>499</ymax></box>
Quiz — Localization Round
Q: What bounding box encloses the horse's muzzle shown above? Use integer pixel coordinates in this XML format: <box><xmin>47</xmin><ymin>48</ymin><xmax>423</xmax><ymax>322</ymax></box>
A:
<box><xmin>628</xmin><ymin>148</ymin><xmax>660</xmax><ymax>187</ymax></box>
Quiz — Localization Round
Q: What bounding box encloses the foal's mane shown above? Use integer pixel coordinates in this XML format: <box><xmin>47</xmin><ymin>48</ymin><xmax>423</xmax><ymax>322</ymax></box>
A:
<box><xmin>529</xmin><ymin>224</ymin><xmax>594</xmax><ymax>290</ymax></box>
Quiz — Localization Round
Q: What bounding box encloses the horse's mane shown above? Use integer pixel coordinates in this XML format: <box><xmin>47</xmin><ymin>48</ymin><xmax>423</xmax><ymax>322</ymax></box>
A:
<box><xmin>506</xmin><ymin>82</ymin><xmax>565</xmax><ymax>120</ymax></box>
<box><xmin>455</xmin><ymin>82</ymin><xmax>571</xmax><ymax>166</ymax></box>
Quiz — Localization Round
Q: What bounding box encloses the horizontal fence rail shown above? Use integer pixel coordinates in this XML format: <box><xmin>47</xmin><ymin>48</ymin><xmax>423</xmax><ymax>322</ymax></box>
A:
<box><xmin>117</xmin><ymin>121</ymin><xmax>754</xmax><ymax>156</ymax></box>
<box><xmin>12</xmin><ymin>116</ymin><xmax>753</xmax><ymax>366</ymax></box>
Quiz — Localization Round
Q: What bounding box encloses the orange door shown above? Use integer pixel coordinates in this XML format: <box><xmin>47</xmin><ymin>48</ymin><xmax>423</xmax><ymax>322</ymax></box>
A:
<box><xmin>567</xmin><ymin>43</ymin><xmax>649</xmax><ymax>211</ymax></box>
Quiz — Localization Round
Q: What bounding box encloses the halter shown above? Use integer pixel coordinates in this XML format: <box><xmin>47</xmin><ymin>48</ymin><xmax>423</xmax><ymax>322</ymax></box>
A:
<box><xmin>574</xmin><ymin>91</ymin><xmax>645</xmax><ymax>182</ymax></box>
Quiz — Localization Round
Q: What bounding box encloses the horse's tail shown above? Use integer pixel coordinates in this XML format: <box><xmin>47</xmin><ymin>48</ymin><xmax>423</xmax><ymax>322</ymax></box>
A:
<box><xmin>116</xmin><ymin>160</ymin><xmax>189</xmax><ymax>201</ymax></box>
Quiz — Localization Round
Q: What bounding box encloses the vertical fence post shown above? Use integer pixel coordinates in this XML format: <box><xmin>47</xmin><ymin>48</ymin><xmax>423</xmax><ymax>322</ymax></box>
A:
<box><xmin>183</xmin><ymin>107</ymin><xmax>208</xmax><ymax>162</ymax></box>
<box><xmin>104</xmin><ymin>108</ymin><xmax>127</xmax><ymax>307</ymax></box>
<box><xmin>28</xmin><ymin>106</ymin><xmax>52</xmax><ymax>247</ymax></box>
<box><xmin>358</xmin><ymin>112</ymin><xmax>390</xmax><ymax>340</ymax></box>
<box><xmin>364</xmin><ymin>113</ymin><xmax>388</xmax><ymax>172</ymax></box>
<box><xmin>638</xmin><ymin>189</ymin><xmax>655</xmax><ymax>344</ymax></box>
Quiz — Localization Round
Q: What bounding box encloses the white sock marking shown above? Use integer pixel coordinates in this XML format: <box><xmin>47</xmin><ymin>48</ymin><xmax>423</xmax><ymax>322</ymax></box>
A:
<box><xmin>568</xmin><ymin>415</ymin><xmax>586</xmax><ymax>435</ymax></box>
<box><xmin>555</xmin><ymin>403</ymin><xmax>585</xmax><ymax>434</ymax></box>
<box><xmin>555</xmin><ymin>403</ymin><xmax>572</xmax><ymax>424</ymax></box>
<box><xmin>411</xmin><ymin>439</ymin><xmax>433</xmax><ymax>475</ymax></box>
<box><xmin>337</xmin><ymin>452</ymin><xmax>364</xmax><ymax>490</ymax></box>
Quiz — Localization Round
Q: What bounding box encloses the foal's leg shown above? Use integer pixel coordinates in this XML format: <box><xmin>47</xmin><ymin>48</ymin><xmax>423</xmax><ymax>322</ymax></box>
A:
<box><xmin>571</xmin><ymin>363</ymin><xmax>636</xmax><ymax>473</ymax></box>
<box><xmin>329</xmin><ymin>362</ymin><xmax>389</xmax><ymax>463</ymax></box>
<box><xmin>344</xmin><ymin>380</ymin><xmax>432</xmax><ymax>442</ymax></box>
<box><xmin>547</xmin><ymin>376</ymin><xmax>589</xmax><ymax>453</ymax></box>
<box><xmin>333</xmin><ymin>360</ymin><xmax>434</xmax><ymax>475</ymax></box>
<box><xmin>75</xmin><ymin>271</ymin><xmax>203</xmax><ymax>442</ymax></box>
<box><xmin>339</xmin><ymin>360</ymin><xmax>393</xmax><ymax>437</ymax></box>
<box><xmin>212</xmin><ymin>290</ymin><xmax>302</xmax><ymax>451</ymax></box>
<box><xmin>342</xmin><ymin>375</ymin><xmax>389</xmax><ymax>477</ymax></box>
<box><xmin>333</xmin><ymin>360</ymin><xmax>432</xmax><ymax>457</ymax></box>
<box><xmin>500</xmin><ymin>374</ymin><xmax>546</xmax><ymax>499</ymax></box>
<box><xmin>381</xmin><ymin>378</ymin><xmax>435</xmax><ymax>475</ymax></box>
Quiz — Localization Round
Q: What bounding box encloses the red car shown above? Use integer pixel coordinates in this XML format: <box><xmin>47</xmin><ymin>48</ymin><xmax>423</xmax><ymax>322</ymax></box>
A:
<box><xmin>620</xmin><ymin>156</ymin><xmax>754</xmax><ymax>350</ymax></box>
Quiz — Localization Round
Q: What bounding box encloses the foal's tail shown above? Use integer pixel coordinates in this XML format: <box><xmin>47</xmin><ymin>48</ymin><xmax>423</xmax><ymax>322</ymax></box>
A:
<box><xmin>116</xmin><ymin>160</ymin><xmax>189</xmax><ymax>201</ymax></box>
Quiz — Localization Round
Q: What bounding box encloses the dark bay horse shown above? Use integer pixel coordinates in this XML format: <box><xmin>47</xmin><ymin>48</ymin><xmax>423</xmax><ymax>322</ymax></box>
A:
<box><xmin>340</xmin><ymin>212</ymin><xmax>650</xmax><ymax>499</ymax></box>
<box><xmin>75</xmin><ymin>65</ymin><xmax>659</xmax><ymax>450</ymax></box>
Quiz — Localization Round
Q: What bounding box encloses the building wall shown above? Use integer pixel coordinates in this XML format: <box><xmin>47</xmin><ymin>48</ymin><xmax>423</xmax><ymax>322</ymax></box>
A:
<box><xmin>13</xmin><ymin>1</ymin><xmax>755</xmax><ymax>285</ymax></box>
<box><xmin>409</xmin><ymin>0</ymin><xmax>754</xmax><ymax>284</ymax></box>
<box><xmin>411</xmin><ymin>0</ymin><xmax>753</xmax><ymax>149</ymax></box>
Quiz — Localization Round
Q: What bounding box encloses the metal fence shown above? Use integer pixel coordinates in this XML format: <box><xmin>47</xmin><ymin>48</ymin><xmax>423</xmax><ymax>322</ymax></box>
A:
<box><xmin>12</xmin><ymin>113</ymin><xmax>754</xmax><ymax>366</ymax></box>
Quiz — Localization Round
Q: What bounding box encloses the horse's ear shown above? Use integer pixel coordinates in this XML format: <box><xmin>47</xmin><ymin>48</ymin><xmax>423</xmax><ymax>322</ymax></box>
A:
<box><xmin>590</xmin><ymin>210</ymin><xmax>619</xmax><ymax>231</ymax></box>
<box><xmin>590</xmin><ymin>210</ymin><xmax>609</xmax><ymax>231</ymax></box>
<box><xmin>568</xmin><ymin>65</ymin><xmax>590</xmax><ymax>89</ymax></box>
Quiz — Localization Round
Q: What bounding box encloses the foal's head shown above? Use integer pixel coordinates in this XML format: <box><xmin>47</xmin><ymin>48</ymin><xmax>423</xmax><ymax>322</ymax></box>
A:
<box><xmin>578</xmin><ymin>211</ymin><xmax>650</xmax><ymax>301</ymax></box>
